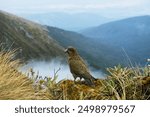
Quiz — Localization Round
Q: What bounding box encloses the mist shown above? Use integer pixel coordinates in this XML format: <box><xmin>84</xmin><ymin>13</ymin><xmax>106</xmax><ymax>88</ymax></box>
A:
<box><xmin>20</xmin><ymin>59</ymin><xmax>105</xmax><ymax>82</ymax></box>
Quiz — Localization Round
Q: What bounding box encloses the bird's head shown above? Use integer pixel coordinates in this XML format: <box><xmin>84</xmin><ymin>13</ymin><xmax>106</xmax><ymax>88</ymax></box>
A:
<box><xmin>65</xmin><ymin>46</ymin><xmax>78</xmax><ymax>57</ymax></box>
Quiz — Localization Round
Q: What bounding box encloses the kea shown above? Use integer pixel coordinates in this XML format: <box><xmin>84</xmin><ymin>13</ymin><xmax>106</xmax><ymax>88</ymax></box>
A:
<box><xmin>65</xmin><ymin>46</ymin><xmax>96</xmax><ymax>86</ymax></box>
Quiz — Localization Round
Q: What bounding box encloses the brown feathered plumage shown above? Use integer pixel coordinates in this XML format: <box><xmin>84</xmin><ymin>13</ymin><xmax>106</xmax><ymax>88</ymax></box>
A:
<box><xmin>65</xmin><ymin>46</ymin><xmax>95</xmax><ymax>86</ymax></box>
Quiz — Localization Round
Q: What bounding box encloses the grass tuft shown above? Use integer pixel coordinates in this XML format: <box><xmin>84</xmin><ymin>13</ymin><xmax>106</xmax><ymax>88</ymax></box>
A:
<box><xmin>0</xmin><ymin>51</ymin><xmax>50</xmax><ymax>99</ymax></box>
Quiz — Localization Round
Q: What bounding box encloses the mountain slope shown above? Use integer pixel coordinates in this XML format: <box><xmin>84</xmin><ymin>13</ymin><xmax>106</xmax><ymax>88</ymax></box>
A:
<box><xmin>0</xmin><ymin>11</ymin><xmax>117</xmax><ymax>71</ymax></box>
<box><xmin>0</xmin><ymin>11</ymin><xmax>65</xmax><ymax>60</ymax></box>
<box><xmin>81</xmin><ymin>16</ymin><xmax>150</xmax><ymax>65</ymax></box>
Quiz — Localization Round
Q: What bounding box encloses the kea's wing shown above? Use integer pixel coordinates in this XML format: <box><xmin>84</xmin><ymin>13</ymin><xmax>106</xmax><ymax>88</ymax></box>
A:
<box><xmin>69</xmin><ymin>57</ymin><xmax>90</xmax><ymax>76</ymax></box>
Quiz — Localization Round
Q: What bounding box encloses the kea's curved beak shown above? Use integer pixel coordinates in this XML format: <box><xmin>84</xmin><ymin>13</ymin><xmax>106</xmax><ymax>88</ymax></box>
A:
<box><xmin>64</xmin><ymin>48</ymin><xmax>68</xmax><ymax>53</ymax></box>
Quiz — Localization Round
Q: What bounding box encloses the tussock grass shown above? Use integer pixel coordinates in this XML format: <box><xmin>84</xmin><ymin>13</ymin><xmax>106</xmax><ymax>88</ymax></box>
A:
<box><xmin>34</xmin><ymin>66</ymin><xmax>150</xmax><ymax>100</ymax></box>
<box><xmin>0</xmin><ymin>51</ymin><xmax>50</xmax><ymax>99</ymax></box>
<box><xmin>32</xmin><ymin>65</ymin><xmax>150</xmax><ymax>100</ymax></box>
<box><xmin>0</xmin><ymin>51</ymin><xmax>150</xmax><ymax>100</ymax></box>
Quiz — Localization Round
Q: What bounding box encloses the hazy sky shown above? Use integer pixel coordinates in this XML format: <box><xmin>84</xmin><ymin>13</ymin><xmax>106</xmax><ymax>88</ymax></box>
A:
<box><xmin>0</xmin><ymin>0</ymin><xmax>150</xmax><ymax>18</ymax></box>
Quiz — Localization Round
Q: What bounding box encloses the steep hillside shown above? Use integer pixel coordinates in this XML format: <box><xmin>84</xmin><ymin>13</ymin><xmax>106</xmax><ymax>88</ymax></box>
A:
<box><xmin>0</xmin><ymin>11</ymin><xmax>65</xmax><ymax>61</ymax></box>
<box><xmin>81</xmin><ymin>16</ymin><xmax>150</xmax><ymax>65</ymax></box>
<box><xmin>47</xmin><ymin>26</ymin><xmax>123</xmax><ymax>70</ymax></box>
<box><xmin>0</xmin><ymin>10</ymin><xmax>120</xmax><ymax>71</ymax></box>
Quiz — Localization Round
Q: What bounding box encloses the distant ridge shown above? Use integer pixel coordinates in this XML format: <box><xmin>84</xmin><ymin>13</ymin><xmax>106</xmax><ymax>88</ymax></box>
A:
<box><xmin>81</xmin><ymin>15</ymin><xmax>150</xmax><ymax>65</ymax></box>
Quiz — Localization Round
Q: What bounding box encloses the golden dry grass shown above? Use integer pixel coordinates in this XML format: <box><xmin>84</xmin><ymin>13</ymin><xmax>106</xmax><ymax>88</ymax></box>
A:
<box><xmin>0</xmin><ymin>51</ymin><xmax>50</xmax><ymax>99</ymax></box>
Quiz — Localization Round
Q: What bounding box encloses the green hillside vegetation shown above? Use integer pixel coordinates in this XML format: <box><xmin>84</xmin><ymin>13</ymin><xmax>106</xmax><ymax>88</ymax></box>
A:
<box><xmin>1</xmin><ymin>51</ymin><xmax>150</xmax><ymax>100</ymax></box>
<box><xmin>0</xmin><ymin>11</ymin><xmax>65</xmax><ymax>61</ymax></box>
